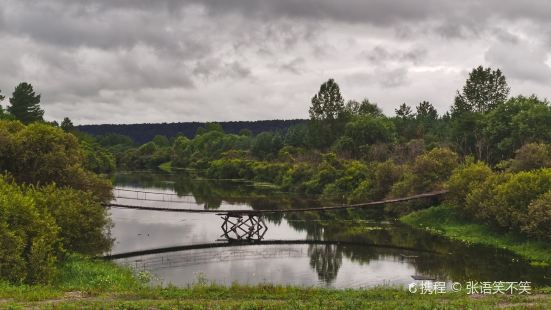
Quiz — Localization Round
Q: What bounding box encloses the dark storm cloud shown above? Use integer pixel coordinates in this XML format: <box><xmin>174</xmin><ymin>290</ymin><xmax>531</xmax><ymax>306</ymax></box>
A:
<box><xmin>1</xmin><ymin>0</ymin><xmax>550</xmax><ymax>123</ymax></box>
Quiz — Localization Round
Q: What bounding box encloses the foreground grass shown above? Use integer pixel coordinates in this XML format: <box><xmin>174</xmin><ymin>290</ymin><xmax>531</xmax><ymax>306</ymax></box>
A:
<box><xmin>0</xmin><ymin>256</ymin><xmax>550</xmax><ymax>309</ymax></box>
<box><xmin>401</xmin><ymin>204</ymin><xmax>551</xmax><ymax>265</ymax></box>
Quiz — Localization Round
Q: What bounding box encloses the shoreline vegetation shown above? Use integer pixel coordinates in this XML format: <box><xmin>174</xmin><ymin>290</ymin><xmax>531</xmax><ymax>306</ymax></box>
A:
<box><xmin>401</xmin><ymin>204</ymin><xmax>551</xmax><ymax>265</ymax></box>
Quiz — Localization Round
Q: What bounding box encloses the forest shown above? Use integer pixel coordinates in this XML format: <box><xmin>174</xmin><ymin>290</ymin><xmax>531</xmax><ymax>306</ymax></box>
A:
<box><xmin>0</xmin><ymin>65</ymin><xmax>550</xmax><ymax>286</ymax></box>
<box><xmin>77</xmin><ymin>119</ymin><xmax>306</xmax><ymax>144</ymax></box>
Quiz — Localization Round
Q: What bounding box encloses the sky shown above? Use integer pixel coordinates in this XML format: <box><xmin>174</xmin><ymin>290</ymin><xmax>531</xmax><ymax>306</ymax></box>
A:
<box><xmin>1</xmin><ymin>0</ymin><xmax>550</xmax><ymax>125</ymax></box>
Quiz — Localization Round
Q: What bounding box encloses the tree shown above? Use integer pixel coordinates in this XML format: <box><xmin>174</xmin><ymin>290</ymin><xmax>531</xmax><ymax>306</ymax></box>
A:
<box><xmin>415</xmin><ymin>101</ymin><xmax>438</xmax><ymax>121</ymax></box>
<box><xmin>484</xmin><ymin>95</ymin><xmax>551</xmax><ymax>163</ymax></box>
<box><xmin>60</xmin><ymin>117</ymin><xmax>74</xmax><ymax>132</ymax></box>
<box><xmin>342</xmin><ymin>116</ymin><xmax>396</xmax><ymax>157</ymax></box>
<box><xmin>395</xmin><ymin>103</ymin><xmax>414</xmax><ymax>119</ymax></box>
<box><xmin>8</xmin><ymin>83</ymin><xmax>44</xmax><ymax>124</ymax></box>
<box><xmin>452</xmin><ymin>66</ymin><xmax>509</xmax><ymax>114</ymax></box>
<box><xmin>308</xmin><ymin>79</ymin><xmax>347</xmax><ymax>148</ymax></box>
<box><xmin>252</xmin><ymin>132</ymin><xmax>283</xmax><ymax>159</ymax></box>
<box><xmin>394</xmin><ymin>103</ymin><xmax>417</xmax><ymax>141</ymax></box>
<box><xmin>309</xmin><ymin>79</ymin><xmax>345</xmax><ymax>121</ymax></box>
<box><xmin>345</xmin><ymin>98</ymin><xmax>383</xmax><ymax>118</ymax></box>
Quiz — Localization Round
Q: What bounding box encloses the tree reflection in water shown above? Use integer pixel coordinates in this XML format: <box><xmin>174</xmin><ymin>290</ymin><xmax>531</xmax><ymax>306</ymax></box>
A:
<box><xmin>308</xmin><ymin>244</ymin><xmax>343</xmax><ymax>284</ymax></box>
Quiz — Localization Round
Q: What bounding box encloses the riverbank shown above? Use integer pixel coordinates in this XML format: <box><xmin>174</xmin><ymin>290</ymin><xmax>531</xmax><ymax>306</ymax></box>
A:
<box><xmin>400</xmin><ymin>204</ymin><xmax>551</xmax><ymax>265</ymax></box>
<box><xmin>1</xmin><ymin>256</ymin><xmax>550</xmax><ymax>309</ymax></box>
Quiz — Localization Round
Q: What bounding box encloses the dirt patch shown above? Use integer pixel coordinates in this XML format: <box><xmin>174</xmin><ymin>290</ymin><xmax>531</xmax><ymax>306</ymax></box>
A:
<box><xmin>63</xmin><ymin>291</ymin><xmax>89</xmax><ymax>299</ymax></box>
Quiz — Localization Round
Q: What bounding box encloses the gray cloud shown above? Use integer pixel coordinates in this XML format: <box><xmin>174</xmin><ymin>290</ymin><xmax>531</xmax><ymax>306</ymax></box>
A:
<box><xmin>0</xmin><ymin>0</ymin><xmax>549</xmax><ymax>124</ymax></box>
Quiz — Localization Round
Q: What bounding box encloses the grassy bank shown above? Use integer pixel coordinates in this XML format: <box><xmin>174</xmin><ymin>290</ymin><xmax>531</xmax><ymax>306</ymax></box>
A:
<box><xmin>1</xmin><ymin>256</ymin><xmax>550</xmax><ymax>309</ymax></box>
<box><xmin>401</xmin><ymin>204</ymin><xmax>551</xmax><ymax>265</ymax></box>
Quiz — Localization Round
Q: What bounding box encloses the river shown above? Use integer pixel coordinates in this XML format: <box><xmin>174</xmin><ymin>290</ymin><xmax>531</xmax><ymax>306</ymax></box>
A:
<box><xmin>107</xmin><ymin>171</ymin><xmax>551</xmax><ymax>288</ymax></box>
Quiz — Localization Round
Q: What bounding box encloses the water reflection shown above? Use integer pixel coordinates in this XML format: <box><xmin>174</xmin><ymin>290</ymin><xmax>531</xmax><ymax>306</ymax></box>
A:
<box><xmin>109</xmin><ymin>171</ymin><xmax>551</xmax><ymax>288</ymax></box>
<box><xmin>308</xmin><ymin>244</ymin><xmax>343</xmax><ymax>284</ymax></box>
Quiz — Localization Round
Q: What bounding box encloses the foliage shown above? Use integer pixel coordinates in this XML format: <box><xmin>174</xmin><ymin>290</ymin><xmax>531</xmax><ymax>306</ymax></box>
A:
<box><xmin>506</xmin><ymin>143</ymin><xmax>551</xmax><ymax>172</ymax></box>
<box><xmin>78</xmin><ymin>119</ymin><xmax>305</xmax><ymax>145</ymax></box>
<box><xmin>28</xmin><ymin>185</ymin><xmax>112</xmax><ymax>255</ymax></box>
<box><xmin>308</xmin><ymin>79</ymin><xmax>347</xmax><ymax>148</ymax></box>
<box><xmin>447</xmin><ymin>160</ymin><xmax>493</xmax><ymax>207</ymax></box>
<box><xmin>452</xmin><ymin>66</ymin><xmax>510</xmax><ymax>114</ymax></box>
<box><xmin>171</xmin><ymin>136</ymin><xmax>192</xmax><ymax>167</ymax></box>
<box><xmin>0</xmin><ymin>176</ymin><xmax>60</xmax><ymax>284</ymax></box>
<box><xmin>251</xmin><ymin>132</ymin><xmax>283</xmax><ymax>159</ymax></box>
<box><xmin>0</xmin><ymin>121</ymin><xmax>112</xmax><ymax>202</ymax></box>
<box><xmin>341</xmin><ymin>116</ymin><xmax>396</xmax><ymax>156</ymax></box>
<box><xmin>7</xmin><ymin>82</ymin><xmax>44</xmax><ymax>124</ymax></box>
<box><xmin>344</xmin><ymin>98</ymin><xmax>383</xmax><ymax>118</ymax></box>
<box><xmin>484</xmin><ymin>95</ymin><xmax>551</xmax><ymax>163</ymax></box>
<box><xmin>449</xmin><ymin>164</ymin><xmax>551</xmax><ymax>241</ymax></box>
<box><xmin>309</xmin><ymin>79</ymin><xmax>345</xmax><ymax>122</ymax></box>
<box><xmin>60</xmin><ymin>117</ymin><xmax>74</xmax><ymax>132</ymax></box>
<box><xmin>401</xmin><ymin>204</ymin><xmax>551</xmax><ymax>264</ymax></box>
<box><xmin>80</xmin><ymin>140</ymin><xmax>116</xmax><ymax>174</ymax></box>
<box><xmin>398</xmin><ymin>147</ymin><xmax>459</xmax><ymax>194</ymax></box>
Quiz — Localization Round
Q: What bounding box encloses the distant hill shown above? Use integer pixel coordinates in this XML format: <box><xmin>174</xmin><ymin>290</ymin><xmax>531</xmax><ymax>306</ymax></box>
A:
<box><xmin>77</xmin><ymin>119</ymin><xmax>307</xmax><ymax>144</ymax></box>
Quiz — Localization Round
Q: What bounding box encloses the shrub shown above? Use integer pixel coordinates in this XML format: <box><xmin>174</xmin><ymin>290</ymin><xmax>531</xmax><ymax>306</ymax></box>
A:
<box><xmin>0</xmin><ymin>176</ymin><xmax>60</xmax><ymax>284</ymax></box>
<box><xmin>0</xmin><ymin>120</ymin><xmax>113</xmax><ymax>203</ymax></box>
<box><xmin>410</xmin><ymin>147</ymin><xmax>459</xmax><ymax>192</ymax></box>
<box><xmin>522</xmin><ymin>190</ymin><xmax>551</xmax><ymax>241</ymax></box>
<box><xmin>447</xmin><ymin>161</ymin><xmax>494</xmax><ymax>207</ymax></box>
<box><xmin>508</xmin><ymin>143</ymin><xmax>551</xmax><ymax>172</ymax></box>
<box><xmin>252</xmin><ymin>162</ymin><xmax>288</xmax><ymax>184</ymax></box>
<box><xmin>28</xmin><ymin>185</ymin><xmax>113</xmax><ymax>255</ymax></box>
<box><xmin>490</xmin><ymin>169</ymin><xmax>551</xmax><ymax>230</ymax></box>
<box><xmin>280</xmin><ymin>164</ymin><xmax>314</xmax><ymax>192</ymax></box>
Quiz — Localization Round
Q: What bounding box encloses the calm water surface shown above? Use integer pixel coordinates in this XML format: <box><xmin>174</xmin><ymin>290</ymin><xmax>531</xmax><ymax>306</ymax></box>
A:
<box><xmin>108</xmin><ymin>172</ymin><xmax>551</xmax><ymax>288</ymax></box>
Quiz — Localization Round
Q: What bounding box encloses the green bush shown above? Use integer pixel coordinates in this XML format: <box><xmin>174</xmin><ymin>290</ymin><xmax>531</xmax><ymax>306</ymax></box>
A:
<box><xmin>522</xmin><ymin>190</ymin><xmax>551</xmax><ymax>241</ymax></box>
<box><xmin>490</xmin><ymin>169</ymin><xmax>551</xmax><ymax>230</ymax></box>
<box><xmin>252</xmin><ymin>162</ymin><xmax>288</xmax><ymax>184</ymax></box>
<box><xmin>459</xmin><ymin>168</ymin><xmax>551</xmax><ymax>235</ymax></box>
<box><xmin>463</xmin><ymin>172</ymin><xmax>510</xmax><ymax>222</ymax></box>
<box><xmin>507</xmin><ymin>143</ymin><xmax>551</xmax><ymax>172</ymax></box>
<box><xmin>280</xmin><ymin>164</ymin><xmax>314</xmax><ymax>192</ymax></box>
<box><xmin>0</xmin><ymin>177</ymin><xmax>60</xmax><ymax>284</ymax></box>
<box><xmin>80</xmin><ymin>140</ymin><xmax>116</xmax><ymax>174</ymax></box>
<box><xmin>447</xmin><ymin>160</ymin><xmax>494</xmax><ymax>207</ymax></box>
<box><xmin>0</xmin><ymin>120</ymin><xmax>113</xmax><ymax>203</ymax></box>
<box><xmin>28</xmin><ymin>185</ymin><xmax>112</xmax><ymax>255</ymax></box>
<box><xmin>410</xmin><ymin>147</ymin><xmax>459</xmax><ymax>192</ymax></box>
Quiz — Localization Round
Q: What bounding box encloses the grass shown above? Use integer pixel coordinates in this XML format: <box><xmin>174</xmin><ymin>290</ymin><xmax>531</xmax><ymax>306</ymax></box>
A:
<box><xmin>401</xmin><ymin>204</ymin><xmax>551</xmax><ymax>265</ymax></box>
<box><xmin>0</xmin><ymin>255</ymin><xmax>550</xmax><ymax>309</ymax></box>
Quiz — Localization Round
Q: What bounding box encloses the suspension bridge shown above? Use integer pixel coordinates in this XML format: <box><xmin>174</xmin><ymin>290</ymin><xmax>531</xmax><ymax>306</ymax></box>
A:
<box><xmin>106</xmin><ymin>187</ymin><xmax>448</xmax><ymax>241</ymax></box>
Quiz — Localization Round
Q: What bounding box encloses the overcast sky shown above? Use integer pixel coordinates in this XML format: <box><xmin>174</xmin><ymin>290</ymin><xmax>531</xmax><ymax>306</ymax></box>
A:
<box><xmin>1</xmin><ymin>0</ymin><xmax>550</xmax><ymax>124</ymax></box>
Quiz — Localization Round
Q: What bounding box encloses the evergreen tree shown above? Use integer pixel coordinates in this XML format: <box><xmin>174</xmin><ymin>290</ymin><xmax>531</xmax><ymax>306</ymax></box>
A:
<box><xmin>60</xmin><ymin>117</ymin><xmax>74</xmax><ymax>132</ymax></box>
<box><xmin>416</xmin><ymin>101</ymin><xmax>438</xmax><ymax>121</ymax></box>
<box><xmin>395</xmin><ymin>103</ymin><xmax>414</xmax><ymax>119</ymax></box>
<box><xmin>8</xmin><ymin>82</ymin><xmax>44</xmax><ymax>124</ymax></box>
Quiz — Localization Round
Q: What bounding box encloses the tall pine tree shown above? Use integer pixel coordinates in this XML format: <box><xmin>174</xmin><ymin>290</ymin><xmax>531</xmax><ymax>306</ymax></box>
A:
<box><xmin>8</xmin><ymin>82</ymin><xmax>44</xmax><ymax>124</ymax></box>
